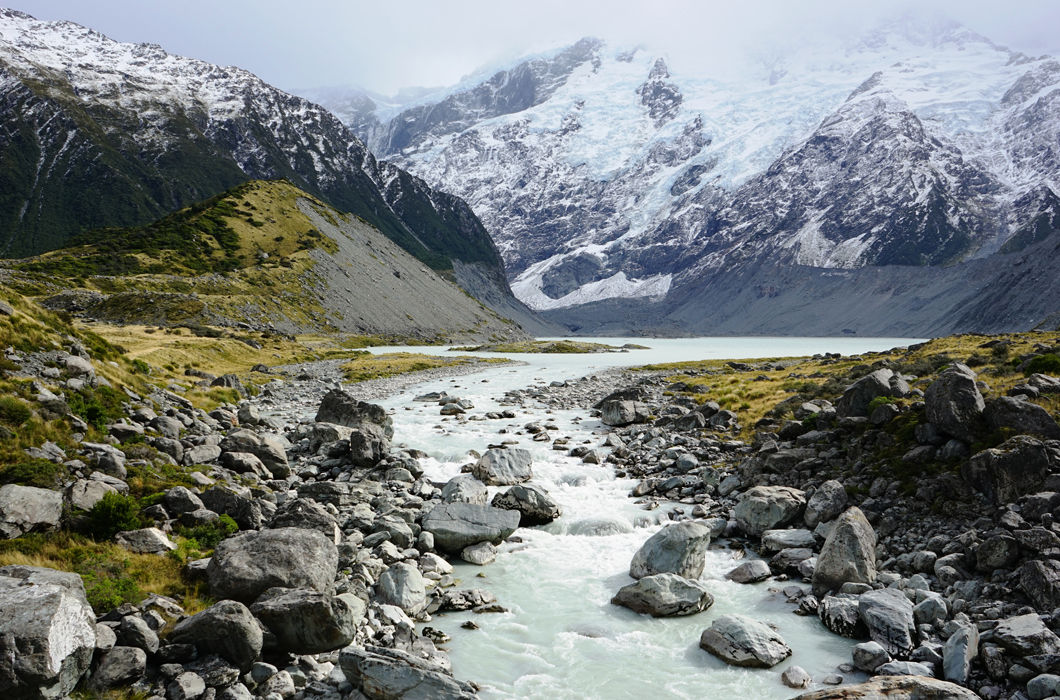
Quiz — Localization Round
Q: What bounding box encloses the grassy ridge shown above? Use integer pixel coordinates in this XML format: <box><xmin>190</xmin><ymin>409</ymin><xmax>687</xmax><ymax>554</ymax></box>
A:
<box><xmin>643</xmin><ymin>332</ymin><xmax>1060</xmax><ymax>439</ymax></box>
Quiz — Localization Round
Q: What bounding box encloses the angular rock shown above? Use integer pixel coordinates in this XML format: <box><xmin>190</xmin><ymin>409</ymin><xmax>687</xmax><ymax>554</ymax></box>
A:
<box><xmin>600</xmin><ymin>400</ymin><xmax>650</xmax><ymax>427</ymax></box>
<box><xmin>761</xmin><ymin>528</ymin><xmax>816</xmax><ymax>552</ymax></box>
<box><xmin>65</xmin><ymin>478</ymin><xmax>118</xmax><ymax>512</ymax></box>
<box><xmin>836</xmin><ymin>369</ymin><xmax>894</xmax><ymax>418</ymax></box>
<box><xmin>791</xmin><ymin>676</ymin><xmax>979</xmax><ymax>699</ymax></box>
<box><xmin>168</xmin><ymin>600</ymin><xmax>263</xmax><ymax>671</ymax></box>
<box><xmin>491</xmin><ymin>484</ymin><xmax>562</xmax><ymax>526</ymax></box>
<box><xmin>440</xmin><ymin>475</ymin><xmax>488</xmax><ymax>505</ymax></box>
<box><xmin>206</xmin><ymin>528</ymin><xmax>338</xmax><ymax>602</ymax></box>
<box><xmin>167</xmin><ymin>671</ymin><xmax>206</xmax><ymax>700</ymax></box>
<box><xmin>198</xmin><ymin>486</ymin><xmax>264</xmax><ymax>531</ymax></box>
<box><xmin>734</xmin><ymin>485</ymin><xmax>806</xmax><ymax>537</ymax></box>
<box><xmin>162</xmin><ymin>486</ymin><xmax>204</xmax><ymax>516</ymax></box>
<box><xmin>89</xmin><ymin>646</ymin><xmax>147</xmax><ymax>690</ymax></box>
<box><xmin>819</xmin><ymin>595</ymin><xmax>864</xmax><ymax>638</ymax></box>
<box><xmin>219</xmin><ymin>429</ymin><xmax>290</xmax><ymax>478</ymax></box>
<box><xmin>985</xmin><ymin>396</ymin><xmax>1060</xmax><ymax>439</ymax></box>
<box><xmin>782</xmin><ymin>665</ymin><xmax>812</xmax><ymax>689</ymax></box>
<box><xmin>268</xmin><ymin>498</ymin><xmax>341</xmax><ymax>543</ymax></box>
<box><xmin>339</xmin><ymin>645</ymin><xmax>475</xmax><ymax>699</ymax></box>
<box><xmin>0</xmin><ymin>568</ymin><xmax>96</xmax><ymax>699</ymax></box>
<box><xmin>315</xmin><ymin>390</ymin><xmax>393</xmax><ymax>438</ymax></box>
<box><xmin>471</xmin><ymin>448</ymin><xmax>532</xmax><ymax>485</ymax></box>
<box><xmin>348</xmin><ymin>425</ymin><xmax>390</xmax><ymax>468</ymax></box>
<box><xmin>852</xmin><ymin>641</ymin><xmax>890</xmax><ymax>672</ymax></box>
<box><xmin>924</xmin><ymin>363</ymin><xmax>984</xmax><ymax>442</ymax></box>
<box><xmin>963</xmin><ymin>436</ymin><xmax>1060</xmax><ymax>504</ymax></box>
<box><xmin>976</xmin><ymin>533</ymin><xmax>1020</xmax><ymax>572</ymax></box>
<box><xmin>251</xmin><ymin>589</ymin><xmax>365</xmax><ymax>654</ymax></box>
<box><xmin>629</xmin><ymin>521</ymin><xmax>712</xmax><ymax>580</ymax></box>
<box><xmin>115</xmin><ymin>527</ymin><xmax>177</xmax><ymax>554</ymax></box>
<box><xmin>1021</xmin><ymin>559</ymin><xmax>1060</xmax><ymax>611</ymax></box>
<box><xmin>459</xmin><ymin>541</ymin><xmax>497</xmax><ymax>565</ymax></box>
<box><xmin>0</xmin><ymin>484</ymin><xmax>62</xmax><ymax>539</ymax></box>
<box><xmin>858</xmin><ymin>588</ymin><xmax>916</xmax><ymax>658</ymax></box>
<box><xmin>727</xmin><ymin>559</ymin><xmax>771</xmax><ymax>584</ymax></box>
<box><xmin>420</xmin><ymin>502</ymin><xmax>519</xmax><ymax>554</ymax></box>
<box><xmin>611</xmin><ymin>573</ymin><xmax>714</xmax><ymax>617</ymax></box>
<box><xmin>804</xmin><ymin>480</ymin><xmax>848</xmax><ymax>528</ymax></box>
<box><xmin>698</xmin><ymin>614</ymin><xmax>792</xmax><ymax>668</ymax></box>
<box><xmin>991</xmin><ymin>613</ymin><xmax>1060</xmax><ymax>656</ymax></box>
<box><xmin>812</xmin><ymin>507</ymin><xmax>876</xmax><ymax>597</ymax></box>
<box><xmin>942</xmin><ymin>622</ymin><xmax>978</xmax><ymax>684</ymax></box>
<box><xmin>377</xmin><ymin>562</ymin><xmax>426</xmax><ymax>615</ymax></box>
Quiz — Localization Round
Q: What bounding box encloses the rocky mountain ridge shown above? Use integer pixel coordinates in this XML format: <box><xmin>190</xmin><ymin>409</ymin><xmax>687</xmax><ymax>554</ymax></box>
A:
<box><xmin>0</xmin><ymin>9</ymin><xmax>550</xmax><ymax>333</ymax></box>
<box><xmin>320</xmin><ymin>21</ymin><xmax>1060</xmax><ymax>333</ymax></box>
<box><xmin>0</xmin><ymin>179</ymin><xmax>530</xmax><ymax>342</ymax></box>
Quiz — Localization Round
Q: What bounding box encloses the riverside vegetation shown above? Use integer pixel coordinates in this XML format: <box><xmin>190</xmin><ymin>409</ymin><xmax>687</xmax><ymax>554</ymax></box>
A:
<box><xmin>1</xmin><ymin>280</ymin><xmax>1059</xmax><ymax>700</ymax></box>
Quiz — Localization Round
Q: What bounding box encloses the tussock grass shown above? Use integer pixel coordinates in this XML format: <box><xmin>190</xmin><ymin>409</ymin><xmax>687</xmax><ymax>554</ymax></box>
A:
<box><xmin>341</xmin><ymin>352</ymin><xmax>505</xmax><ymax>382</ymax></box>
<box><xmin>0</xmin><ymin>532</ymin><xmax>211</xmax><ymax>615</ymax></box>
<box><xmin>641</xmin><ymin>332</ymin><xmax>1060</xmax><ymax>437</ymax></box>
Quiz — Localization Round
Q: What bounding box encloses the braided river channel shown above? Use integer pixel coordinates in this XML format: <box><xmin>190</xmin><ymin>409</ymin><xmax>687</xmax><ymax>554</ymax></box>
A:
<box><xmin>356</xmin><ymin>337</ymin><xmax>919</xmax><ymax>699</ymax></box>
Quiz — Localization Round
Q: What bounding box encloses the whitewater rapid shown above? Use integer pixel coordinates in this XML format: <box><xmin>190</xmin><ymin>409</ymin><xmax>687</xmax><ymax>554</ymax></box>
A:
<box><xmin>357</xmin><ymin>337</ymin><xmax>917</xmax><ymax>699</ymax></box>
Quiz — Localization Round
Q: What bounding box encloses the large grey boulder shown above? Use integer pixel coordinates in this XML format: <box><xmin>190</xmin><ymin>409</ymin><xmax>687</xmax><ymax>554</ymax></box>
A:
<box><xmin>963</xmin><ymin>436</ymin><xmax>1060</xmax><ymax>504</ymax></box>
<box><xmin>819</xmin><ymin>595</ymin><xmax>864</xmax><ymax>638</ymax></box>
<box><xmin>942</xmin><ymin>622</ymin><xmax>978</xmax><ymax>684</ymax></box>
<box><xmin>924</xmin><ymin>363</ymin><xmax>984</xmax><ymax>442</ymax></box>
<box><xmin>599</xmin><ymin>400</ymin><xmax>651</xmax><ymax>427</ymax></box>
<box><xmin>219</xmin><ymin>429</ymin><xmax>290</xmax><ymax>478</ymax></box>
<box><xmin>985</xmin><ymin>396</ymin><xmax>1060</xmax><ymax>439</ymax></box>
<box><xmin>812</xmin><ymin>507</ymin><xmax>877</xmax><ymax>596</ymax></box>
<box><xmin>315</xmin><ymin>390</ymin><xmax>393</xmax><ymax>438</ymax></box>
<box><xmin>162</xmin><ymin>486</ymin><xmax>204</xmax><ymax>515</ymax></box>
<box><xmin>991</xmin><ymin>613</ymin><xmax>1060</xmax><ymax>656</ymax></box>
<box><xmin>0</xmin><ymin>484</ymin><xmax>62</xmax><ymax>539</ymax></box>
<box><xmin>804</xmin><ymin>479</ymin><xmax>848</xmax><ymax>528</ymax></box>
<box><xmin>698</xmin><ymin>614</ymin><xmax>792</xmax><ymax>668</ymax></box>
<box><xmin>791</xmin><ymin>676</ymin><xmax>980</xmax><ymax>699</ymax></box>
<box><xmin>858</xmin><ymin>588</ymin><xmax>916</xmax><ymax>658</ymax></box>
<box><xmin>268</xmin><ymin>498</ymin><xmax>341</xmax><ymax>543</ymax></box>
<box><xmin>440</xmin><ymin>475</ymin><xmax>488</xmax><ymax>504</ymax></box>
<box><xmin>348</xmin><ymin>424</ymin><xmax>391</xmax><ymax>468</ymax></box>
<box><xmin>251</xmin><ymin>588</ymin><xmax>364</xmax><ymax>654</ymax></box>
<box><xmin>206</xmin><ymin>528</ymin><xmax>338</xmax><ymax>602</ymax></box>
<box><xmin>733</xmin><ymin>486</ymin><xmax>806</xmax><ymax>537</ymax></box>
<box><xmin>115</xmin><ymin>527</ymin><xmax>177</xmax><ymax>554</ymax></box>
<box><xmin>168</xmin><ymin>600</ymin><xmax>263</xmax><ymax>671</ymax></box>
<box><xmin>339</xmin><ymin>645</ymin><xmax>476</xmax><ymax>699</ymax></box>
<box><xmin>89</xmin><ymin>646</ymin><xmax>147</xmax><ymax>690</ymax></box>
<box><xmin>198</xmin><ymin>485</ymin><xmax>264</xmax><ymax>530</ymax></box>
<box><xmin>376</xmin><ymin>562</ymin><xmax>427</xmax><ymax>615</ymax></box>
<box><xmin>420</xmin><ymin>502</ymin><xmax>519</xmax><ymax>553</ymax></box>
<box><xmin>471</xmin><ymin>448</ymin><xmax>532</xmax><ymax>485</ymax></box>
<box><xmin>491</xmin><ymin>484</ymin><xmax>561</xmax><ymax>526</ymax></box>
<box><xmin>1020</xmin><ymin>559</ymin><xmax>1060</xmax><ymax>610</ymax></box>
<box><xmin>0</xmin><ymin>568</ymin><xmax>96</xmax><ymax>699</ymax></box>
<box><xmin>836</xmin><ymin>369</ymin><xmax>894</xmax><ymax>417</ymax></box>
<box><xmin>611</xmin><ymin>573</ymin><xmax>714</xmax><ymax>617</ymax></box>
<box><xmin>65</xmin><ymin>478</ymin><xmax>118</xmax><ymax>512</ymax></box>
<box><xmin>629</xmin><ymin>521</ymin><xmax>712</xmax><ymax>580</ymax></box>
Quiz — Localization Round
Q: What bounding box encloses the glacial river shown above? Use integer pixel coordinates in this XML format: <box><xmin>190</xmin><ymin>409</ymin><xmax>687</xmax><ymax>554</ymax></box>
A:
<box><xmin>361</xmin><ymin>337</ymin><xmax>921</xmax><ymax>699</ymax></box>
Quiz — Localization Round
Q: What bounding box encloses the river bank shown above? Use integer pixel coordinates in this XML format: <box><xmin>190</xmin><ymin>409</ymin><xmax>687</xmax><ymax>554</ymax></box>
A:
<box><xmin>3</xmin><ymin>333</ymin><xmax>1058</xmax><ymax>699</ymax></box>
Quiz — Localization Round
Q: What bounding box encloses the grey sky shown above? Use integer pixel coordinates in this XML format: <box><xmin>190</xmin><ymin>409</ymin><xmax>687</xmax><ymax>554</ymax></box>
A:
<box><xmin>8</xmin><ymin>1</ymin><xmax>1060</xmax><ymax>95</ymax></box>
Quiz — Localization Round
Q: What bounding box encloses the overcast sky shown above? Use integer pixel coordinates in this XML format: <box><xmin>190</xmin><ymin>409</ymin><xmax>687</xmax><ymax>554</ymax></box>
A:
<box><xmin>8</xmin><ymin>1</ymin><xmax>1060</xmax><ymax>95</ymax></box>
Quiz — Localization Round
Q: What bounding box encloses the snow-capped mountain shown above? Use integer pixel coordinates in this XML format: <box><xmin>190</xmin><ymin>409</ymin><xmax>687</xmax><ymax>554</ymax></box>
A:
<box><xmin>317</xmin><ymin>18</ymin><xmax>1060</xmax><ymax>325</ymax></box>
<box><xmin>0</xmin><ymin>8</ymin><xmax>551</xmax><ymax>332</ymax></box>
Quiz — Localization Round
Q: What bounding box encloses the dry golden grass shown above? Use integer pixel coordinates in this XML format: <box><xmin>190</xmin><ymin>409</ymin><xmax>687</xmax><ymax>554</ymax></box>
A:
<box><xmin>341</xmin><ymin>352</ymin><xmax>506</xmax><ymax>382</ymax></box>
<box><xmin>0</xmin><ymin>532</ymin><xmax>211</xmax><ymax>616</ymax></box>
<box><xmin>641</xmin><ymin>332</ymin><xmax>1060</xmax><ymax>438</ymax></box>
